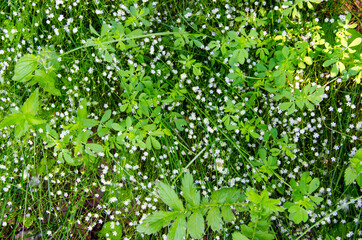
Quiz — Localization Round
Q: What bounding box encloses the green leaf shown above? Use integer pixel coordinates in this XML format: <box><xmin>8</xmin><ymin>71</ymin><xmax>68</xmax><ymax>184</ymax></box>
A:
<box><xmin>12</xmin><ymin>54</ymin><xmax>38</xmax><ymax>82</ymax></box>
<box><xmin>187</xmin><ymin>210</ymin><xmax>204</xmax><ymax>239</ymax></box>
<box><xmin>157</xmin><ymin>182</ymin><xmax>184</xmax><ymax>211</ymax></box>
<box><xmin>62</xmin><ymin>150</ymin><xmax>75</xmax><ymax>165</ymax></box>
<box><xmin>323</xmin><ymin>59</ymin><xmax>337</xmax><ymax>67</ymax></box>
<box><xmin>344</xmin><ymin>166</ymin><xmax>358</xmax><ymax>185</ymax></box>
<box><xmin>308</xmin><ymin>178</ymin><xmax>320</xmax><ymax>194</ymax></box>
<box><xmin>304</xmin><ymin>56</ymin><xmax>313</xmax><ymax>65</ymax></box>
<box><xmin>349</xmin><ymin>37</ymin><xmax>361</xmax><ymax>47</ymax></box>
<box><xmin>181</xmin><ymin>171</ymin><xmax>200</xmax><ymax>207</ymax></box>
<box><xmin>137</xmin><ymin>211</ymin><xmax>178</xmax><ymax>234</ymax></box>
<box><xmin>22</xmin><ymin>88</ymin><xmax>40</xmax><ymax>114</ymax></box>
<box><xmin>206</xmin><ymin>207</ymin><xmax>223</xmax><ymax>232</ymax></box>
<box><xmin>101</xmin><ymin>110</ymin><xmax>112</xmax><ymax>123</ymax></box>
<box><xmin>310</xmin><ymin>196</ymin><xmax>323</xmax><ymax>204</ymax></box>
<box><xmin>111</xmin><ymin>123</ymin><xmax>123</xmax><ymax>131</ymax></box>
<box><xmin>150</xmin><ymin>136</ymin><xmax>161</xmax><ymax>150</ymax></box>
<box><xmin>0</xmin><ymin>113</ymin><xmax>23</xmax><ymax>128</ymax></box>
<box><xmin>287</xmin><ymin>103</ymin><xmax>295</xmax><ymax>115</ymax></box>
<box><xmin>259</xmin><ymin>148</ymin><xmax>267</xmax><ymax>160</ymax></box>
<box><xmin>89</xmin><ymin>24</ymin><xmax>99</xmax><ymax>36</ymax></box>
<box><xmin>85</xmin><ymin>143</ymin><xmax>104</xmax><ymax>153</ymax></box>
<box><xmin>77</xmin><ymin>99</ymin><xmax>88</xmax><ymax>120</ymax></box>
<box><xmin>32</xmin><ymin>70</ymin><xmax>61</xmax><ymax>96</ymax></box>
<box><xmin>232</xmin><ymin>232</ymin><xmax>249</xmax><ymax>240</ymax></box>
<box><xmin>167</xmin><ymin>214</ymin><xmax>186</xmax><ymax>240</ymax></box>
<box><xmin>279</xmin><ymin>102</ymin><xmax>292</xmax><ymax>111</ymax></box>
<box><xmin>289</xmin><ymin>205</ymin><xmax>308</xmax><ymax>224</ymax></box>
<box><xmin>221</xmin><ymin>205</ymin><xmax>235</xmax><ymax>223</ymax></box>
<box><xmin>282</xmin><ymin>46</ymin><xmax>289</xmax><ymax>58</ymax></box>
<box><xmin>175</xmin><ymin>118</ymin><xmax>187</xmax><ymax>131</ymax></box>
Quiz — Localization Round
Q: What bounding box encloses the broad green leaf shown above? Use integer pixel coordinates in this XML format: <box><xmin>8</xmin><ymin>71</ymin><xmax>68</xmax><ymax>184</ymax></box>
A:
<box><xmin>157</xmin><ymin>182</ymin><xmax>184</xmax><ymax>211</ymax></box>
<box><xmin>175</xmin><ymin>118</ymin><xmax>187</xmax><ymax>131</ymax></box>
<box><xmin>289</xmin><ymin>205</ymin><xmax>308</xmax><ymax>224</ymax></box>
<box><xmin>279</xmin><ymin>102</ymin><xmax>292</xmax><ymax>111</ymax></box>
<box><xmin>150</xmin><ymin>136</ymin><xmax>161</xmax><ymax>150</ymax></box>
<box><xmin>27</xmin><ymin>116</ymin><xmax>46</xmax><ymax>125</ymax></box>
<box><xmin>146</xmin><ymin>136</ymin><xmax>152</xmax><ymax>150</ymax></box>
<box><xmin>22</xmin><ymin>88</ymin><xmax>40</xmax><ymax>114</ymax></box>
<box><xmin>255</xmin><ymin>231</ymin><xmax>275</xmax><ymax>240</ymax></box>
<box><xmin>187</xmin><ymin>210</ymin><xmax>204</xmax><ymax>239</ymax></box>
<box><xmin>304</xmin><ymin>56</ymin><xmax>313</xmax><ymax>65</ymax></box>
<box><xmin>32</xmin><ymin>70</ymin><xmax>61</xmax><ymax>96</ymax></box>
<box><xmin>167</xmin><ymin>214</ymin><xmax>186</xmax><ymax>240</ymax></box>
<box><xmin>181</xmin><ymin>171</ymin><xmax>200</xmax><ymax>207</ymax></box>
<box><xmin>12</xmin><ymin>54</ymin><xmax>38</xmax><ymax>82</ymax></box>
<box><xmin>323</xmin><ymin>59</ymin><xmax>337</xmax><ymax>67</ymax></box>
<box><xmin>111</xmin><ymin>123</ymin><xmax>123</xmax><ymax>131</ymax></box>
<box><xmin>221</xmin><ymin>205</ymin><xmax>235</xmax><ymax>223</ymax></box>
<box><xmin>232</xmin><ymin>232</ymin><xmax>249</xmax><ymax>240</ymax></box>
<box><xmin>310</xmin><ymin>196</ymin><xmax>323</xmax><ymax>204</ymax></box>
<box><xmin>101</xmin><ymin>110</ymin><xmax>112</xmax><ymax>123</ymax></box>
<box><xmin>349</xmin><ymin>37</ymin><xmax>361</xmax><ymax>47</ymax></box>
<box><xmin>206</xmin><ymin>207</ymin><xmax>222</xmax><ymax>232</ymax></box>
<box><xmin>282</xmin><ymin>46</ymin><xmax>289</xmax><ymax>58</ymax></box>
<box><xmin>83</xmin><ymin>119</ymin><xmax>99</xmax><ymax>127</ymax></box>
<box><xmin>344</xmin><ymin>166</ymin><xmax>358</xmax><ymax>185</ymax></box>
<box><xmin>308</xmin><ymin>178</ymin><xmax>320</xmax><ymax>194</ymax></box>
<box><xmin>137</xmin><ymin>211</ymin><xmax>178</xmax><ymax>234</ymax></box>
<box><xmin>62</xmin><ymin>150</ymin><xmax>75</xmax><ymax>165</ymax></box>
<box><xmin>86</xmin><ymin>143</ymin><xmax>104</xmax><ymax>153</ymax></box>
<box><xmin>287</xmin><ymin>103</ymin><xmax>295</xmax><ymax>115</ymax></box>
<box><xmin>259</xmin><ymin>148</ymin><xmax>267</xmax><ymax>160</ymax></box>
<box><xmin>281</xmin><ymin>90</ymin><xmax>295</xmax><ymax>100</ymax></box>
<box><xmin>0</xmin><ymin>113</ymin><xmax>23</xmax><ymax>128</ymax></box>
<box><xmin>77</xmin><ymin>99</ymin><xmax>88</xmax><ymax>120</ymax></box>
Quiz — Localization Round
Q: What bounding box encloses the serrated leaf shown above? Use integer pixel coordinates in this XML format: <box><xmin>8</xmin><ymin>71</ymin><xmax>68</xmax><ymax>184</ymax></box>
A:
<box><xmin>33</xmin><ymin>70</ymin><xmax>61</xmax><ymax>96</ymax></box>
<box><xmin>167</xmin><ymin>214</ymin><xmax>186</xmax><ymax>240</ymax></box>
<box><xmin>0</xmin><ymin>113</ymin><xmax>23</xmax><ymax>128</ymax></box>
<box><xmin>157</xmin><ymin>182</ymin><xmax>184</xmax><ymax>211</ymax></box>
<box><xmin>221</xmin><ymin>205</ymin><xmax>235</xmax><ymax>223</ymax></box>
<box><xmin>22</xmin><ymin>88</ymin><xmax>40</xmax><ymax>114</ymax></box>
<box><xmin>12</xmin><ymin>54</ymin><xmax>38</xmax><ymax>82</ymax></box>
<box><xmin>206</xmin><ymin>207</ymin><xmax>222</xmax><ymax>232</ymax></box>
<box><xmin>137</xmin><ymin>211</ymin><xmax>178</xmax><ymax>234</ymax></box>
<box><xmin>344</xmin><ymin>166</ymin><xmax>358</xmax><ymax>185</ymax></box>
<box><xmin>181</xmin><ymin>171</ymin><xmax>200</xmax><ymax>207</ymax></box>
<box><xmin>289</xmin><ymin>205</ymin><xmax>308</xmax><ymax>224</ymax></box>
<box><xmin>232</xmin><ymin>232</ymin><xmax>249</xmax><ymax>240</ymax></box>
<box><xmin>187</xmin><ymin>210</ymin><xmax>204</xmax><ymax>239</ymax></box>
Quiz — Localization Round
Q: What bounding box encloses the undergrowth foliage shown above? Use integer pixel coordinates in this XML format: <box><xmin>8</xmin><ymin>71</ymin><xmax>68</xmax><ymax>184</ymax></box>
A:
<box><xmin>0</xmin><ymin>0</ymin><xmax>361</xmax><ymax>239</ymax></box>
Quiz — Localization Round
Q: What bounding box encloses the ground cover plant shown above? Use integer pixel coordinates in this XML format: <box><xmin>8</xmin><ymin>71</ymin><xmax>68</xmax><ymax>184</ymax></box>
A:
<box><xmin>0</xmin><ymin>0</ymin><xmax>361</xmax><ymax>239</ymax></box>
